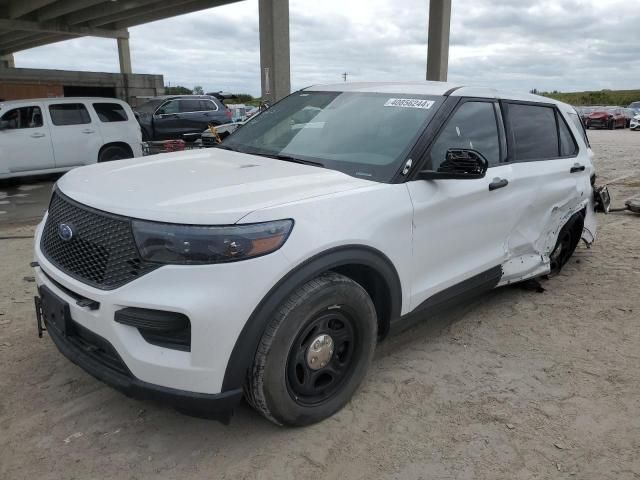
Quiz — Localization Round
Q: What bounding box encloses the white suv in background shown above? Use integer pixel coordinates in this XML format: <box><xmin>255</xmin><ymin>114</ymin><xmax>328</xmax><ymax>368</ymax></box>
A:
<box><xmin>0</xmin><ymin>97</ymin><xmax>142</xmax><ymax>179</ymax></box>
<box><xmin>33</xmin><ymin>82</ymin><xmax>599</xmax><ymax>426</ymax></box>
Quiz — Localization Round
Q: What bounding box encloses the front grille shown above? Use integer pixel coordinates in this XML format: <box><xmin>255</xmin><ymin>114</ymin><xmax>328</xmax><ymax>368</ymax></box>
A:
<box><xmin>41</xmin><ymin>191</ymin><xmax>159</xmax><ymax>289</ymax></box>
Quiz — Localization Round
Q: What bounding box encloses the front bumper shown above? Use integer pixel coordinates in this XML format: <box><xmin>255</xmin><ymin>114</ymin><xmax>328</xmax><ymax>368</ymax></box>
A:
<box><xmin>33</xmin><ymin>215</ymin><xmax>294</xmax><ymax>410</ymax></box>
<box><xmin>40</xmin><ymin>295</ymin><xmax>242</xmax><ymax>421</ymax></box>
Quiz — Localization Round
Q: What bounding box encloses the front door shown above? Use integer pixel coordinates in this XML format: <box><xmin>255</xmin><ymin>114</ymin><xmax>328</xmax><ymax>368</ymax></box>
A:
<box><xmin>407</xmin><ymin>99</ymin><xmax>520</xmax><ymax>311</ymax></box>
<box><xmin>0</xmin><ymin>104</ymin><xmax>54</xmax><ymax>174</ymax></box>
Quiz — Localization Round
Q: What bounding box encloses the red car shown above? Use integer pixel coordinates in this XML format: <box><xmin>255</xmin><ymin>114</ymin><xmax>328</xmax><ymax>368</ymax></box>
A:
<box><xmin>585</xmin><ymin>107</ymin><xmax>627</xmax><ymax>129</ymax></box>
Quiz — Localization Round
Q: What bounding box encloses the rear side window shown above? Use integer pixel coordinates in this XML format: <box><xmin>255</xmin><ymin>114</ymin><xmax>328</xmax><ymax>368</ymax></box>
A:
<box><xmin>93</xmin><ymin>103</ymin><xmax>128</xmax><ymax>122</ymax></box>
<box><xmin>1</xmin><ymin>106</ymin><xmax>43</xmax><ymax>129</ymax></box>
<box><xmin>49</xmin><ymin>103</ymin><xmax>91</xmax><ymax>126</ymax></box>
<box><xmin>558</xmin><ymin>113</ymin><xmax>578</xmax><ymax>156</ymax></box>
<box><xmin>199</xmin><ymin>100</ymin><xmax>217</xmax><ymax>111</ymax></box>
<box><xmin>428</xmin><ymin>101</ymin><xmax>501</xmax><ymax>168</ymax></box>
<box><xmin>178</xmin><ymin>99</ymin><xmax>202</xmax><ymax>113</ymax></box>
<box><xmin>507</xmin><ymin>103</ymin><xmax>558</xmax><ymax>161</ymax></box>
<box><xmin>568</xmin><ymin>112</ymin><xmax>589</xmax><ymax>147</ymax></box>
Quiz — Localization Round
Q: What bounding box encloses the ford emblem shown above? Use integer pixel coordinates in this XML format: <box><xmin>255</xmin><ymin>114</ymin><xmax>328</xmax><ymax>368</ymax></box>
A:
<box><xmin>57</xmin><ymin>223</ymin><xmax>74</xmax><ymax>242</ymax></box>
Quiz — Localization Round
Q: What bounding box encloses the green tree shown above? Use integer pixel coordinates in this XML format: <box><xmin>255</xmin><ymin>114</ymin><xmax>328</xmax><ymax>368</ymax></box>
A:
<box><xmin>164</xmin><ymin>85</ymin><xmax>193</xmax><ymax>95</ymax></box>
<box><xmin>193</xmin><ymin>85</ymin><xmax>204</xmax><ymax>95</ymax></box>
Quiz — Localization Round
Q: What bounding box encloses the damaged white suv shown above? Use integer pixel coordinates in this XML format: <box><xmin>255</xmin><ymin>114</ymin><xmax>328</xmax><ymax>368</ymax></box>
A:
<box><xmin>33</xmin><ymin>82</ymin><xmax>599</xmax><ymax>426</ymax></box>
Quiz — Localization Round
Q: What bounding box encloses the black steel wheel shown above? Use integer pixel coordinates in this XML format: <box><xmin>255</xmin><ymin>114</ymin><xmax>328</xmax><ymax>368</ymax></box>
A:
<box><xmin>286</xmin><ymin>308</ymin><xmax>358</xmax><ymax>406</ymax></box>
<box><xmin>246</xmin><ymin>272</ymin><xmax>377</xmax><ymax>426</ymax></box>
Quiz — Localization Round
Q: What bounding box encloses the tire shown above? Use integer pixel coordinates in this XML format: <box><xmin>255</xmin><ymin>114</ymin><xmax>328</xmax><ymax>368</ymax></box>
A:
<box><xmin>608</xmin><ymin>120</ymin><xmax>614</xmax><ymax>130</ymax></box>
<box><xmin>549</xmin><ymin>212</ymin><xmax>584</xmax><ymax>276</ymax></box>
<box><xmin>246</xmin><ymin>272</ymin><xmax>377</xmax><ymax>426</ymax></box>
<box><xmin>98</xmin><ymin>145</ymin><xmax>132</xmax><ymax>163</ymax></box>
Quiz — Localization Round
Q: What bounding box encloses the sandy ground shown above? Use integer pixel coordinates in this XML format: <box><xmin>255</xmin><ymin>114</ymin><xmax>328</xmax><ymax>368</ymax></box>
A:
<box><xmin>1</xmin><ymin>129</ymin><xmax>639</xmax><ymax>480</ymax></box>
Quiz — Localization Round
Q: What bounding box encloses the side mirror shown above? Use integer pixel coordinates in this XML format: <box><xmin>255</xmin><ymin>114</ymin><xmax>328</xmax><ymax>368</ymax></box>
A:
<box><xmin>418</xmin><ymin>149</ymin><xmax>488</xmax><ymax>180</ymax></box>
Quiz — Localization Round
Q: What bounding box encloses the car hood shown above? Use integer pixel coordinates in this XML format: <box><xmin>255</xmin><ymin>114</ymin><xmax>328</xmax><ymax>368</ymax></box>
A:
<box><xmin>56</xmin><ymin>149</ymin><xmax>372</xmax><ymax>224</ymax></box>
<box><xmin>588</xmin><ymin>112</ymin><xmax>610</xmax><ymax>118</ymax></box>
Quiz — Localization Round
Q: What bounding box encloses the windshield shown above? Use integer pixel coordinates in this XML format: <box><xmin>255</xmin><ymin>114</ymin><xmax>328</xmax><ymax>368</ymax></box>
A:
<box><xmin>136</xmin><ymin>99</ymin><xmax>164</xmax><ymax>114</ymax></box>
<box><xmin>222</xmin><ymin>91</ymin><xmax>442</xmax><ymax>182</ymax></box>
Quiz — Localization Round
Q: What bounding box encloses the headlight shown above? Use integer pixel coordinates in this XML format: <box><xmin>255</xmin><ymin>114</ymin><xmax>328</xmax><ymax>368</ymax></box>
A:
<box><xmin>132</xmin><ymin>219</ymin><xmax>293</xmax><ymax>264</ymax></box>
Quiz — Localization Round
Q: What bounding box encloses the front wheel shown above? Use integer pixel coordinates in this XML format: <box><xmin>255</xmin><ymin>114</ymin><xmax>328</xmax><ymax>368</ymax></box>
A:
<box><xmin>245</xmin><ymin>272</ymin><xmax>377</xmax><ymax>426</ymax></box>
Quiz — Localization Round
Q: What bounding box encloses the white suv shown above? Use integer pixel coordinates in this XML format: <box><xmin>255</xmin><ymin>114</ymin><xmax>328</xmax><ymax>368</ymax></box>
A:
<box><xmin>33</xmin><ymin>82</ymin><xmax>598</xmax><ymax>426</ymax></box>
<box><xmin>0</xmin><ymin>97</ymin><xmax>142</xmax><ymax>179</ymax></box>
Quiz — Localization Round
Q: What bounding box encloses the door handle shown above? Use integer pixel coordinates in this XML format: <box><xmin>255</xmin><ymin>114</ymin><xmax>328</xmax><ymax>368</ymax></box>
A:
<box><xmin>81</xmin><ymin>129</ymin><xmax>95</xmax><ymax>134</ymax></box>
<box><xmin>489</xmin><ymin>178</ymin><xmax>509</xmax><ymax>191</ymax></box>
<box><xmin>30</xmin><ymin>133</ymin><xmax>45</xmax><ymax>138</ymax></box>
<box><xmin>570</xmin><ymin>164</ymin><xmax>586</xmax><ymax>173</ymax></box>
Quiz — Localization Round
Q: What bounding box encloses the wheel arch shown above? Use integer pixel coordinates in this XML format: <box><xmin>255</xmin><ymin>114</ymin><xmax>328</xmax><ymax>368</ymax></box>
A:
<box><xmin>221</xmin><ymin>245</ymin><xmax>403</xmax><ymax>392</ymax></box>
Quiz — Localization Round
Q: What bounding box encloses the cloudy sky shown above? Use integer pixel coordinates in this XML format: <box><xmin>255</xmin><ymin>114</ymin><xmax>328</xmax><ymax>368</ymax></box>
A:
<box><xmin>13</xmin><ymin>0</ymin><xmax>640</xmax><ymax>96</ymax></box>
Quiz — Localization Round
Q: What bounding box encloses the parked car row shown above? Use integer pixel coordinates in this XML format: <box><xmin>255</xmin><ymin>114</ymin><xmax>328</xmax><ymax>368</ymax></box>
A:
<box><xmin>574</xmin><ymin>105</ymin><xmax>636</xmax><ymax>129</ymax></box>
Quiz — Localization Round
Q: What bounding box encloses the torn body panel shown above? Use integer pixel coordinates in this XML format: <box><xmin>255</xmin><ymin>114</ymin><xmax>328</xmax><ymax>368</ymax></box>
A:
<box><xmin>499</xmin><ymin>152</ymin><xmax>594</xmax><ymax>286</ymax></box>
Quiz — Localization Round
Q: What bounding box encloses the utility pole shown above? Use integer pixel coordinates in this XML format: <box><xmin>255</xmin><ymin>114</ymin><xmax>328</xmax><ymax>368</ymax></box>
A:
<box><xmin>342</xmin><ymin>72</ymin><xmax>348</xmax><ymax>82</ymax></box>
<box><xmin>426</xmin><ymin>0</ymin><xmax>452</xmax><ymax>82</ymax></box>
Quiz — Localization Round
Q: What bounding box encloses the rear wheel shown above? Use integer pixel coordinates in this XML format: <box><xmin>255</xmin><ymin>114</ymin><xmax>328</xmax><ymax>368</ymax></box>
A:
<box><xmin>549</xmin><ymin>212</ymin><xmax>584</xmax><ymax>276</ymax></box>
<box><xmin>98</xmin><ymin>145</ymin><xmax>132</xmax><ymax>163</ymax></box>
<box><xmin>246</xmin><ymin>272</ymin><xmax>377</xmax><ymax>426</ymax></box>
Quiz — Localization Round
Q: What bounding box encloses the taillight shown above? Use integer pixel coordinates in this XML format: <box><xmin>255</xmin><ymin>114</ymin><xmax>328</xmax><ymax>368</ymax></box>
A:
<box><xmin>225</xmin><ymin>109</ymin><xmax>232</xmax><ymax>119</ymax></box>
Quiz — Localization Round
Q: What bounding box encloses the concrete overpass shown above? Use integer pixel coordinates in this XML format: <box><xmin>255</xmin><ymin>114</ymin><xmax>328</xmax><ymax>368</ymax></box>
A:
<box><xmin>0</xmin><ymin>0</ymin><xmax>452</xmax><ymax>103</ymax></box>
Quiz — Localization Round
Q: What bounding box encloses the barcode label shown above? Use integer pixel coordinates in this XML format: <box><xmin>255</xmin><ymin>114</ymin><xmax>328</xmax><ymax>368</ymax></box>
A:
<box><xmin>384</xmin><ymin>98</ymin><xmax>434</xmax><ymax>109</ymax></box>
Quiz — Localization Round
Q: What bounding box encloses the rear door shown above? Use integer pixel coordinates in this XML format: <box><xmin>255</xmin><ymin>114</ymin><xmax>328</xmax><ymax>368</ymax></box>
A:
<box><xmin>407</xmin><ymin>99</ymin><xmax>520</xmax><ymax>310</ymax></box>
<box><xmin>48</xmin><ymin>102</ymin><xmax>103</xmax><ymax>167</ymax></box>
<box><xmin>0</xmin><ymin>103</ymin><xmax>53</xmax><ymax>173</ymax></box>
<box><xmin>178</xmin><ymin>99</ymin><xmax>207</xmax><ymax>138</ymax></box>
<box><xmin>501</xmin><ymin>101</ymin><xmax>585</xmax><ymax>264</ymax></box>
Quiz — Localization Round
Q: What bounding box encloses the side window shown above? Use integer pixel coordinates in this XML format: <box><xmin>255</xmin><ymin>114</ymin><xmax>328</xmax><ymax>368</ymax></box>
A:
<box><xmin>199</xmin><ymin>100</ymin><xmax>217</xmax><ymax>111</ymax></box>
<box><xmin>178</xmin><ymin>99</ymin><xmax>202</xmax><ymax>113</ymax></box>
<box><xmin>93</xmin><ymin>103</ymin><xmax>128</xmax><ymax>122</ymax></box>
<box><xmin>156</xmin><ymin>100</ymin><xmax>179</xmax><ymax>115</ymax></box>
<box><xmin>558</xmin><ymin>113</ymin><xmax>578</xmax><ymax>156</ymax></box>
<box><xmin>428</xmin><ymin>101</ymin><xmax>501</xmax><ymax>169</ymax></box>
<box><xmin>49</xmin><ymin>103</ymin><xmax>91</xmax><ymax>126</ymax></box>
<box><xmin>568</xmin><ymin>112</ymin><xmax>589</xmax><ymax>147</ymax></box>
<box><xmin>0</xmin><ymin>106</ymin><xmax>43</xmax><ymax>129</ymax></box>
<box><xmin>507</xmin><ymin>103</ymin><xmax>558</xmax><ymax>161</ymax></box>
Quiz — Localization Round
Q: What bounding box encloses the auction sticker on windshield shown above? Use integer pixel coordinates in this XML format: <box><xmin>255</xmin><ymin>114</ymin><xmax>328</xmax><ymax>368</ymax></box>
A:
<box><xmin>384</xmin><ymin>98</ymin><xmax>434</xmax><ymax>109</ymax></box>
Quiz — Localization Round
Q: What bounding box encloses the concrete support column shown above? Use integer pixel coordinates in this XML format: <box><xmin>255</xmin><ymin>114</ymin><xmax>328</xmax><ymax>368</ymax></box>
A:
<box><xmin>259</xmin><ymin>0</ymin><xmax>290</xmax><ymax>103</ymax></box>
<box><xmin>426</xmin><ymin>0</ymin><xmax>452</xmax><ymax>82</ymax></box>
<box><xmin>117</xmin><ymin>35</ymin><xmax>132</xmax><ymax>74</ymax></box>
<box><xmin>0</xmin><ymin>54</ymin><xmax>15</xmax><ymax>68</ymax></box>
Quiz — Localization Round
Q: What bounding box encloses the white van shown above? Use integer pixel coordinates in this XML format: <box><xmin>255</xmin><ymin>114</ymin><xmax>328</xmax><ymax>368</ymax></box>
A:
<box><xmin>0</xmin><ymin>97</ymin><xmax>142</xmax><ymax>179</ymax></box>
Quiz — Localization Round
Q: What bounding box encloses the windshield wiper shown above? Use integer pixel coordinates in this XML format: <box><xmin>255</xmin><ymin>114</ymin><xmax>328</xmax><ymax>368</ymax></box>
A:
<box><xmin>256</xmin><ymin>152</ymin><xmax>325</xmax><ymax>168</ymax></box>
